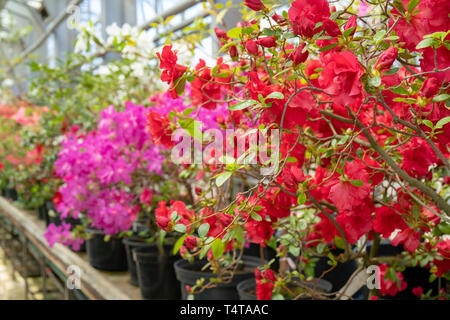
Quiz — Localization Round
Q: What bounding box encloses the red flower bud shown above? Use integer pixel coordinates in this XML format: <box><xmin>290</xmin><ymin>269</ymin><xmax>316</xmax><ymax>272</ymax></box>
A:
<box><xmin>330</xmin><ymin>6</ymin><xmax>337</xmax><ymax>12</ymax></box>
<box><xmin>244</xmin><ymin>0</ymin><xmax>265</xmax><ymax>11</ymax></box>
<box><xmin>229</xmin><ymin>45</ymin><xmax>238</xmax><ymax>58</ymax></box>
<box><xmin>214</xmin><ymin>27</ymin><xmax>228</xmax><ymax>41</ymax></box>
<box><xmin>374</xmin><ymin>47</ymin><xmax>398</xmax><ymax>71</ymax></box>
<box><xmin>412</xmin><ymin>286</ymin><xmax>424</xmax><ymax>298</ymax></box>
<box><xmin>195</xmin><ymin>187</ymin><xmax>203</xmax><ymax>195</ymax></box>
<box><xmin>272</xmin><ymin>13</ymin><xmax>287</xmax><ymax>25</ymax></box>
<box><xmin>179</xmin><ymin>245</ymin><xmax>188</xmax><ymax>257</ymax></box>
<box><xmin>256</xmin><ymin>36</ymin><xmax>277</xmax><ymax>48</ymax></box>
<box><xmin>290</xmin><ymin>43</ymin><xmax>309</xmax><ymax>65</ymax></box>
<box><xmin>420</xmin><ymin>77</ymin><xmax>441</xmax><ymax>98</ymax></box>
<box><xmin>245</xmin><ymin>39</ymin><xmax>259</xmax><ymax>55</ymax></box>
<box><xmin>184</xmin><ymin>236</ymin><xmax>198</xmax><ymax>250</ymax></box>
<box><xmin>344</xmin><ymin>16</ymin><xmax>357</xmax><ymax>37</ymax></box>
<box><xmin>323</xmin><ymin>19</ymin><xmax>342</xmax><ymax>37</ymax></box>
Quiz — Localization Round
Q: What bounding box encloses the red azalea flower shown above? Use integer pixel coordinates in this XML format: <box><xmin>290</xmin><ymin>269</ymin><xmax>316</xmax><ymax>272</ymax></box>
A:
<box><xmin>255</xmin><ymin>268</ymin><xmax>276</xmax><ymax>300</ymax></box>
<box><xmin>184</xmin><ymin>236</ymin><xmax>198</xmax><ymax>250</ymax></box>
<box><xmin>390</xmin><ymin>0</ymin><xmax>450</xmax><ymax>52</ymax></box>
<box><xmin>344</xmin><ymin>16</ymin><xmax>357</xmax><ymax>37</ymax></box>
<box><xmin>52</xmin><ymin>192</ymin><xmax>63</xmax><ymax>207</ymax></box>
<box><xmin>373</xmin><ymin>205</ymin><xmax>407</xmax><ymax>238</ymax></box>
<box><xmin>323</xmin><ymin>18</ymin><xmax>342</xmax><ymax>37</ymax></box>
<box><xmin>156</xmin><ymin>45</ymin><xmax>188</xmax><ymax>99</ymax></box>
<box><xmin>245</xmin><ymin>39</ymin><xmax>259</xmax><ymax>55</ymax></box>
<box><xmin>146</xmin><ymin>110</ymin><xmax>174</xmax><ymax>148</ymax></box>
<box><xmin>420</xmin><ymin>45</ymin><xmax>450</xmax><ymax>84</ymax></box>
<box><xmin>139</xmin><ymin>187</ymin><xmax>153</xmax><ymax>206</ymax></box>
<box><xmin>433</xmin><ymin>239</ymin><xmax>450</xmax><ymax>277</ymax></box>
<box><xmin>377</xmin><ymin>264</ymin><xmax>407</xmax><ymax>297</ymax></box>
<box><xmin>400</xmin><ymin>137</ymin><xmax>437</xmax><ymax>178</ymax></box>
<box><xmin>412</xmin><ymin>286</ymin><xmax>424</xmax><ymax>298</ymax></box>
<box><xmin>318</xmin><ymin>51</ymin><xmax>365</xmax><ymax>106</ymax></box>
<box><xmin>289</xmin><ymin>43</ymin><xmax>309</xmax><ymax>65</ymax></box>
<box><xmin>335</xmin><ymin>203</ymin><xmax>373</xmax><ymax>244</ymax></box>
<box><xmin>374</xmin><ymin>47</ymin><xmax>398</xmax><ymax>71</ymax></box>
<box><xmin>244</xmin><ymin>0</ymin><xmax>265</xmax><ymax>11</ymax></box>
<box><xmin>191</xmin><ymin>58</ymin><xmax>231</xmax><ymax>110</ymax></box>
<box><xmin>420</xmin><ymin>77</ymin><xmax>441</xmax><ymax>98</ymax></box>
<box><xmin>391</xmin><ymin>228</ymin><xmax>421</xmax><ymax>253</ymax></box>
<box><xmin>288</xmin><ymin>0</ymin><xmax>330</xmax><ymax>38</ymax></box>
<box><xmin>327</xmin><ymin>159</ymin><xmax>371</xmax><ymax>212</ymax></box>
<box><xmin>256</xmin><ymin>37</ymin><xmax>277</xmax><ymax>48</ymax></box>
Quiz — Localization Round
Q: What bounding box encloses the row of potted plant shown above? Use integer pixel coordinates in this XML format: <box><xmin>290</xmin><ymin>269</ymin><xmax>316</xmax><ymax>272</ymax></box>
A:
<box><xmin>0</xmin><ymin>0</ymin><xmax>449</xmax><ymax>300</ymax></box>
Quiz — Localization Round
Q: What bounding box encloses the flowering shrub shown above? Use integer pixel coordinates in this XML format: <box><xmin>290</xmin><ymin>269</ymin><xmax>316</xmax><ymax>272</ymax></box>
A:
<box><xmin>150</xmin><ymin>0</ymin><xmax>450</xmax><ymax>300</ymax></box>
<box><xmin>51</xmin><ymin>102</ymin><xmax>163</xmax><ymax>237</ymax></box>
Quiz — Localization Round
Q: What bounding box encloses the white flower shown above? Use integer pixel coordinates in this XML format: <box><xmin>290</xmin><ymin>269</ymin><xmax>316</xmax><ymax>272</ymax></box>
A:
<box><xmin>2</xmin><ymin>79</ymin><xmax>14</xmax><ymax>87</ymax></box>
<box><xmin>98</xmin><ymin>65</ymin><xmax>111</xmax><ymax>77</ymax></box>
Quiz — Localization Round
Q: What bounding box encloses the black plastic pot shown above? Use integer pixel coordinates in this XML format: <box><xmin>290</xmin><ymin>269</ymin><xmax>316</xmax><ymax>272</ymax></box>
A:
<box><xmin>85</xmin><ymin>228</ymin><xmax>128</xmax><ymax>271</ymax></box>
<box><xmin>134</xmin><ymin>244</ymin><xmax>180</xmax><ymax>299</ymax></box>
<box><xmin>4</xmin><ymin>188</ymin><xmax>18</xmax><ymax>201</ymax></box>
<box><xmin>174</xmin><ymin>256</ymin><xmax>263</xmax><ymax>300</ymax></box>
<box><xmin>37</xmin><ymin>204</ymin><xmax>47</xmax><ymax>221</ymax></box>
<box><xmin>367</xmin><ymin>242</ymin><xmax>445</xmax><ymax>300</ymax></box>
<box><xmin>123</xmin><ymin>237</ymin><xmax>154</xmax><ymax>286</ymax></box>
<box><xmin>314</xmin><ymin>249</ymin><xmax>360</xmax><ymax>293</ymax></box>
<box><xmin>243</xmin><ymin>243</ymin><xmax>278</xmax><ymax>270</ymax></box>
<box><xmin>237</xmin><ymin>277</ymin><xmax>333</xmax><ymax>300</ymax></box>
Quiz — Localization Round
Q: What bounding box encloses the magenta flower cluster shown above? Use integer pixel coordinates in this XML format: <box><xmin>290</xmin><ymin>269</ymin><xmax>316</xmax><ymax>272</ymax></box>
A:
<box><xmin>51</xmin><ymin>102</ymin><xmax>164</xmax><ymax>236</ymax></box>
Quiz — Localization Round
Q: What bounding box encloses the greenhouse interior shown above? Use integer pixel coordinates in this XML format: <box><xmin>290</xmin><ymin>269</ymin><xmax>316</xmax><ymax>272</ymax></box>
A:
<box><xmin>0</xmin><ymin>0</ymin><xmax>448</xmax><ymax>303</ymax></box>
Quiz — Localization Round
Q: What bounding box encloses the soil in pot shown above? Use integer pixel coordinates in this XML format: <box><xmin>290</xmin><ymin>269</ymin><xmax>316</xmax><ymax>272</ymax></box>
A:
<box><xmin>367</xmin><ymin>242</ymin><xmax>445</xmax><ymax>300</ymax></box>
<box><xmin>237</xmin><ymin>277</ymin><xmax>332</xmax><ymax>300</ymax></box>
<box><xmin>174</xmin><ymin>256</ymin><xmax>264</xmax><ymax>300</ymax></box>
<box><xmin>85</xmin><ymin>228</ymin><xmax>128</xmax><ymax>271</ymax></box>
<box><xmin>134</xmin><ymin>244</ymin><xmax>180</xmax><ymax>299</ymax></box>
<box><xmin>123</xmin><ymin>237</ymin><xmax>154</xmax><ymax>286</ymax></box>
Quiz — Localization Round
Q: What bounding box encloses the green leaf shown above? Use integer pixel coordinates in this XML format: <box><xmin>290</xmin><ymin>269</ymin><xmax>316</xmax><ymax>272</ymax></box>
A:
<box><xmin>389</xmin><ymin>86</ymin><xmax>409</xmax><ymax>95</ymax></box>
<box><xmin>215</xmin><ymin>171</ymin><xmax>232</xmax><ymax>187</ymax></box>
<box><xmin>198</xmin><ymin>223</ymin><xmax>210</xmax><ymax>238</ymax></box>
<box><xmin>436</xmin><ymin>116</ymin><xmax>450</xmax><ymax>129</ymax></box>
<box><xmin>227</xmin><ymin>27</ymin><xmax>242</xmax><ymax>39</ymax></box>
<box><xmin>407</xmin><ymin>0</ymin><xmax>420</xmax><ymax>12</ymax></box>
<box><xmin>416</xmin><ymin>38</ymin><xmax>437</xmax><ymax>49</ymax></box>
<box><xmin>393</xmin><ymin>0</ymin><xmax>405</xmax><ymax>14</ymax></box>
<box><xmin>319</xmin><ymin>42</ymin><xmax>339</xmax><ymax>52</ymax></box>
<box><xmin>272</xmin><ymin>294</ymin><xmax>285</xmax><ymax>300</ymax></box>
<box><xmin>173</xmin><ymin>234</ymin><xmax>187</xmax><ymax>255</ymax></box>
<box><xmin>317</xmin><ymin>243</ymin><xmax>326</xmax><ymax>254</ymax></box>
<box><xmin>384</xmin><ymin>67</ymin><xmax>400</xmax><ymax>76</ymax></box>
<box><xmin>251</xmin><ymin>211</ymin><xmax>262</xmax><ymax>221</ymax></box>
<box><xmin>179</xmin><ymin>118</ymin><xmax>203</xmax><ymax>139</ymax></box>
<box><xmin>289</xmin><ymin>246</ymin><xmax>300</xmax><ymax>256</ymax></box>
<box><xmin>343</xmin><ymin>27</ymin><xmax>355</xmax><ymax>38</ymax></box>
<box><xmin>265</xmin><ymin>92</ymin><xmax>285</xmax><ymax>100</ymax></box>
<box><xmin>432</xmin><ymin>94</ymin><xmax>450</xmax><ymax>103</ymax></box>
<box><xmin>229</xmin><ymin>100</ymin><xmax>258</xmax><ymax>111</ymax></box>
<box><xmin>422</xmin><ymin>119</ymin><xmax>434</xmax><ymax>128</ymax></box>
<box><xmin>349</xmin><ymin>180</ymin><xmax>364</xmax><ymax>187</ymax></box>
<box><xmin>211</xmin><ymin>238</ymin><xmax>225</xmax><ymax>259</ymax></box>
<box><xmin>297</xmin><ymin>193</ymin><xmax>306</xmax><ymax>205</ymax></box>
<box><xmin>174</xmin><ymin>224</ymin><xmax>187</xmax><ymax>233</ymax></box>
<box><xmin>373</xmin><ymin>30</ymin><xmax>387</xmax><ymax>44</ymax></box>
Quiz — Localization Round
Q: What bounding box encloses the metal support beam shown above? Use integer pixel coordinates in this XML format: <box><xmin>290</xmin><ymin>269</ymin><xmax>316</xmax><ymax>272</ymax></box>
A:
<box><xmin>139</xmin><ymin>0</ymin><xmax>204</xmax><ymax>30</ymax></box>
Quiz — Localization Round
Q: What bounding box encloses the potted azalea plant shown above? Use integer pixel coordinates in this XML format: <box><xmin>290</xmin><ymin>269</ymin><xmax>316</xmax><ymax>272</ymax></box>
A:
<box><xmin>146</xmin><ymin>0</ymin><xmax>450</xmax><ymax>300</ymax></box>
